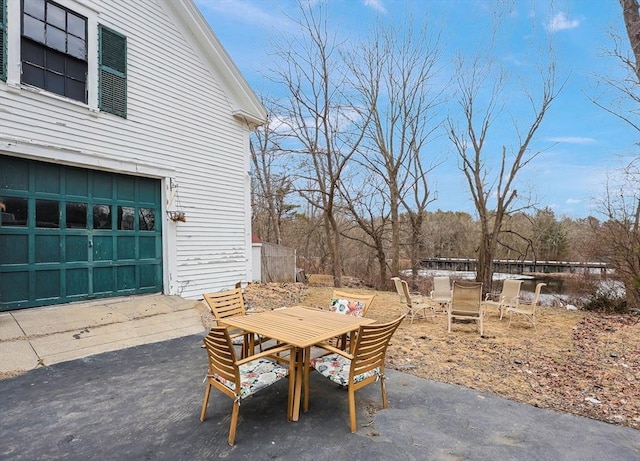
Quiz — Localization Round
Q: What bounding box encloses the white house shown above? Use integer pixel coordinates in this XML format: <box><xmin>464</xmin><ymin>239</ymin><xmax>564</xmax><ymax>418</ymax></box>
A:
<box><xmin>0</xmin><ymin>0</ymin><xmax>266</xmax><ymax>310</ymax></box>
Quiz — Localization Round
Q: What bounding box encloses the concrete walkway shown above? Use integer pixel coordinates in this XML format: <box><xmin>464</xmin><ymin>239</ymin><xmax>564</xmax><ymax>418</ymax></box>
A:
<box><xmin>0</xmin><ymin>294</ymin><xmax>203</xmax><ymax>375</ymax></box>
<box><xmin>0</xmin><ymin>295</ymin><xmax>638</xmax><ymax>460</ymax></box>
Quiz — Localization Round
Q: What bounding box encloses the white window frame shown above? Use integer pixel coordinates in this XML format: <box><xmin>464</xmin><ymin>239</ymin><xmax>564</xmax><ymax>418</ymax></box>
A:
<box><xmin>5</xmin><ymin>0</ymin><xmax>98</xmax><ymax>111</ymax></box>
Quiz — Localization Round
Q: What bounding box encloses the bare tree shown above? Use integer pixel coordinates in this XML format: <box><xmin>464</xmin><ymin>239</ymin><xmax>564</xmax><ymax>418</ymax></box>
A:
<box><xmin>269</xmin><ymin>1</ymin><xmax>362</xmax><ymax>287</ymax></box>
<box><xmin>344</xmin><ymin>17</ymin><xmax>443</xmax><ymax>288</ymax></box>
<box><xmin>621</xmin><ymin>0</ymin><xmax>640</xmax><ymax>81</ymax></box>
<box><xmin>447</xmin><ymin>52</ymin><xmax>560</xmax><ymax>292</ymax></box>
<box><xmin>594</xmin><ymin>161</ymin><xmax>640</xmax><ymax>307</ymax></box>
<box><xmin>250</xmin><ymin>98</ymin><xmax>295</xmax><ymax>244</ymax></box>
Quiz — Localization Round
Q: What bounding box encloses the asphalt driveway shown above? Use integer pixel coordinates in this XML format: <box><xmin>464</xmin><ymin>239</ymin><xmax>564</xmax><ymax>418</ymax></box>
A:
<box><xmin>1</xmin><ymin>334</ymin><xmax>638</xmax><ymax>460</ymax></box>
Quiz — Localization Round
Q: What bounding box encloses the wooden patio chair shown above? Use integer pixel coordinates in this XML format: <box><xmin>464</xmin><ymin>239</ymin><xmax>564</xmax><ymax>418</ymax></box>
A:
<box><xmin>448</xmin><ymin>281</ymin><xmax>484</xmax><ymax>336</ymax></box>
<box><xmin>200</xmin><ymin>327</ymin><xmax>295</xmax><ymax>446</ymax></box>
<box><xmin>309</xmin><ymin>315</ymin><xmax>406</xmax><ymax>432</ymax></box>
<box><xmin>328</xmin><ymin>290</ymin><xmax>376</xmax><ymax>349</ymax></box>
<box><xmin>329</xmin><ymin>290</ymin><xmax>376</xmax><ymax>317</ymax></box>
<box><xmin>391</xmin><ymin>277</ymin><xmax>432</xmax><ymax>324</ymax></box>
<box><xmin>430</xmin><ymin>276</ymin><xmax>452</xmax><ymax>312</ymax></box>
<box><xmin>202</xmin><ymin>287</ymin><xmax>261</xmax><ymax>356</ymax></box>
<box><xmin>483</xmin><ymin>279</ymin><xmax>522</xmax><ymax>320</ymax></box>
<box><xmin>506</xmin><ymin>282</ymin><xmax>547</xmax><ymax>329</ymax></box>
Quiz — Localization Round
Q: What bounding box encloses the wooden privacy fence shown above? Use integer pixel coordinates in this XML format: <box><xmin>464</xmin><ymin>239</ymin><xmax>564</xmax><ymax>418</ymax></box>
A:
<box><xmin>261</xmin><ymin>242</ymin><xmax>296</xmax><ymax>283</ymax></box>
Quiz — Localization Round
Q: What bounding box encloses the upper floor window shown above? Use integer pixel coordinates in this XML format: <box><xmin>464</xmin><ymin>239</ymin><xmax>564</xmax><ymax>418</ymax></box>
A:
<box><xmin>21</xmin><ymin>0</ymin><xmax>87</xmax><ymax>103</ymax></box>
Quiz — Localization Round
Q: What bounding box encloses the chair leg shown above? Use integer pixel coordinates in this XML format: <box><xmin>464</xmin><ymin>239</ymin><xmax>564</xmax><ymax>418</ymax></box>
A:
<box><xmin>228</xmin><ymin>400</ymin><xmax>240</xmax><ymax>446</ymax></box>
<box><xmin>380</xmin><ymin>376</ymin><xmax>388</xmax><ymax>409</ymax></box>
<box><xmin>348</xmin><ymin>387</ymin><xmax>357</xmax><ymax>433</ymax></box>
<box><xmin>479</xmin><ymin>315</ymin><xmax>483</xmax><ymax>336</ymax></box>
<box><xmin>200</xmin><ymin>383</ymin><xmax>211</xmax><ymax>422</ymax></box>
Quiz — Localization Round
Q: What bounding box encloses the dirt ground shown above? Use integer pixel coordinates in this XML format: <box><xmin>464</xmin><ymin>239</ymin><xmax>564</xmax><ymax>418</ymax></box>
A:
<box><xmin>242</xmin><ymin>282</ymin><xmax>640</xmax><ymax>430</ymax></box>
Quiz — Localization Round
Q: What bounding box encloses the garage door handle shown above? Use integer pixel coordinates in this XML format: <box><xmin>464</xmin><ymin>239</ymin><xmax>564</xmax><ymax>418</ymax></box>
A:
<box><xmin>88</xmin><ymin>238</ymin><xmax>93</xmax><ymax>247</ymax></box>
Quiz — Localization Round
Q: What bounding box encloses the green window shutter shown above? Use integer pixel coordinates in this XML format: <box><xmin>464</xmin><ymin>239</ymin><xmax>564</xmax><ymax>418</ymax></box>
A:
<box><xmin>0</xmin><ymin>0</ymin><xmax>6</xmax><ymax>82</ymax></box>
<box><xmin>99</xmin><ymin>25</ymin><xmax>127</xmax><ymax>118</ymax></box>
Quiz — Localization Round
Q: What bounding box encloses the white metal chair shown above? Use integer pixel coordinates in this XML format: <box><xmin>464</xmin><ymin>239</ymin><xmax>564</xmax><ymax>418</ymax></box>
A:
<box><xmin>506</xmin><ymin>282</ymin><xmax>546</xmax><ymax>329</ymax></box>
<box><xmin>430</xmin><ymin>276</ymin><xmax>452</xmax><ymax>312</ymax></box>
<box><xmin>483</xmin><ymin>279</ymin><xmax>522</xmax><ymax>320</ymax></box>
<box><xmin>448</xmin><ymin>281</ymin><xmax>484</xmax><ymax>336</ymax></box>
<box><xmin>391</xmin><ymin>277</ymin><xmax>432</xmax><ymax>324</ymax></box>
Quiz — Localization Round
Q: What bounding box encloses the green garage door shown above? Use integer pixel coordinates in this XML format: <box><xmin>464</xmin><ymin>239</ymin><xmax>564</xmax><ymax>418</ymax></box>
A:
<box><xmin>0</xmin><ymin>155</ymin><xmax>163</xmax><ymax>310</ymax></box>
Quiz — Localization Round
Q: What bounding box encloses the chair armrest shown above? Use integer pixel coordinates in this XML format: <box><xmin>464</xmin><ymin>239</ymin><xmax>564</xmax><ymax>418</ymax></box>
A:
<box><xmin>235</xmin><ymin>343</ymin><xmax>294</xmax><ymax>366</ymax></box>
<box><xmin>313</xmin><ymin>342</ymin><xmax>354</xmax><ymax>360</ymax></box>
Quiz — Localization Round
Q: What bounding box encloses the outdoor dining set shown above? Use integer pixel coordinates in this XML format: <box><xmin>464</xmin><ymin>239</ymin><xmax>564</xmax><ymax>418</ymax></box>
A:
<box><xmin>199</xmin><ymin>277</ymin><xmax>546</xmax><ymax>445</ymax></box>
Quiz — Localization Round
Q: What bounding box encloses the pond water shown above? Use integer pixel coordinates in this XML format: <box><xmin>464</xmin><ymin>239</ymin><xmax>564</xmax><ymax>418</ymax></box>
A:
<box><xmin>409</xmin><ymin>269</ymin><xmax>620</xmax><ymax>305</ymax></box>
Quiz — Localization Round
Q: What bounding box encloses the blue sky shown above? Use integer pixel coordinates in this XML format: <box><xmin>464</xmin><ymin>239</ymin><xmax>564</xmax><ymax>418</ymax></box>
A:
<box><xmin>195</xmin><ymin>0</ymin><xmax>638</xmax><ymax>219</ymax></box>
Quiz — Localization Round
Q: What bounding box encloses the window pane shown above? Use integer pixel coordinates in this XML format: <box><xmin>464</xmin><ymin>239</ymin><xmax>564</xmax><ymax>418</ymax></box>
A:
<box><xmin>67</xmin><ymin>78</ymin><xmax>86</xmax><ymax>103</ymax></box>
<box><xmin>66</xmin><ymin>202</ymin><xmax>87</xmax><ymax>228</ymax></box>
<box><xmin>22</xmin><ymin>63</ymin><xmax>45</xmax><ymax>88</ymax></box>
<box><xmin>118</xmin><ymin>206</ymin><xmax>135</xmax><ymax>230</ymax></box>
<box><xmin>1</xmin><ymin>197</ymin><xmax>28</xmax><ymax>227</ymax></box>
<box><xmin>46</xmin><ymin>25</ymin><xmax>66</xmax><ymax>53</ymax></box>
<box><xmin>36</xmin><ymin>199</ymin><xmax>60</xmax><ymax>228</ymax></box>
<box><xmin>24</xmin><ymin>0</ymin><xmax>45</xmax><ymax>21</ymax></box>
<box><xmin>46</xmin><ymin>49</ymin><xmax>65</xmax><ymax>73</ymax></box>
<box><xmin>47</xmin><ymin>3</ymin><xmax>66</xmax><ymax>29</ymax></box>
<box><xmin>23</xmin><ymin>40</ymin><xmax>45</xmax><ymax>66</ymax></box>
<box><xmin>23</xmin><ymin>15</ymin><xmax>45</xmax><ymax>43</ymax></box>
<box><xmin>45</xmin><ymin>70</ymin><xmax>65</xmax><ymax>95</ymax></box>
<box><xmin>66</xmin><ymin>58</ymin><xmax>86</xmax><ymax>80</ymax></box>
<box><xmin>68</xmin><ymin>13</ymin><xmax>85</xmax><ymax>39</ymax></box>
<box><xmin>93</xmin><ymin>205</ymin><xmax>112</xmax><ymax>229</ymax></box>
<box><xmin>67</xmin><ymin>35</ymin><xmax>85</xmax><ymax>59</ymax></box>
<box><xmin>139</xmin><ymin>208</ymin><xmax>155</xmax><ymax>231</ymax></box>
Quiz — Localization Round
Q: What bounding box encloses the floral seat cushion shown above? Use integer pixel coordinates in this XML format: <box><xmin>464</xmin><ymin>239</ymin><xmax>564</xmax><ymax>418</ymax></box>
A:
<box><xmin>311</xmin><ymin>353</ymin><xmax>379</xmax><ymax>387</ymax></box>
<box><xmin>212</xmin><ymin>358</ymin><xmax>289</xmax><ymax>399</ymax></box>
<box><xmin>329</xmin><ymin>298</ymin><xmax>366</xmax><ymax>317</ymax></box>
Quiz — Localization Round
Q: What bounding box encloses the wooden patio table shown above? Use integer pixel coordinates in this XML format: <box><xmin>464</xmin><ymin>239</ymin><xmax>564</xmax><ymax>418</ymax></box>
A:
<box><xmin>222</xmin><ymin>305</ymin><xmax>375</xmax><ymax>421</ymax></box>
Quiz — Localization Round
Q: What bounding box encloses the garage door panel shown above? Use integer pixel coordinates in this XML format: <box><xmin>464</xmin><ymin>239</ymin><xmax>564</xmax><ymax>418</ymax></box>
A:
<box><xmin>93</xmin><ymin>236</ymin><xmax>114</xmax><ymax>261</ymax></box>
<box><xmin>66</xmin><ymin>235</ymin><xmax>88</xmax><ymax>261</ymax></box>
<box><xmin>66</xmin><ymin>169</ymin><xmax>89</xmax><ymax>197</ymax></box>
<box><xmin>0</xmin><ymin>272</ymin><xmax>29</xmax><ymax>304</ymax></box>
<box><xmin>139</xmin><ymin>236</ymin><xmax>157</xmax><ymax>259</ymax></box>
<box><xmin>0</xmin><ymin>158</ymin><xmax>29</xmax><ymax>191</ymax></box>
<box><xmin>138</xmin><ymin>179</ymin><xmax>157</xmax><ymax>203</ymax></box>
<box><xmin>1</xmin><ymin>156</ymin><xmax>163</xmax><ymax>310</ymax></box>
<box><xmin>93</xmin><ymin>172</ymin><xmax>113</xmax><ymax>200</ymax></box>
<box><xmin>0</xmin><ymin>235</ymin><xmax>29</xmax><ymax>264</ymax></box>
<box><xmin>117</xmin><ymin>266</ymin><xmax>136</xmax><ymax>291</ymax></box>
<box><xmin>35</xmin><ymin>270</ymin><xmax>61</xmax><ymax>299</ymax></box>
<box><xmin>66</xmin><ymin>269</ymin><xmax>89</xmax><ymax>296</ymax></box>
<box><xmin>117</xmin><ymin>177</ymin><xmax>136</xmax><ymax>201</ymax></box>
<box><xmin>36</xmin><ymin>235</ymin><xmax>61</xmax><ymax>263</ymax></box>
<box><xmin>35</xmin><ymin>163</ymin><xmax>61</xmax><ymax>194</ymax></box>
<box><xmin>94</xmin><ymin>266</ymin><xmax>114</xmax><ymax>293</ymax></box>
<box><xmin>117</xmin><ymin>236</ymin><xmax>136</xmax><ymax>259</ymax></box>
<box><xmin>140</xmin><ymin>265</ymin><xmax>161</xmax><ymax>289</ymax></box>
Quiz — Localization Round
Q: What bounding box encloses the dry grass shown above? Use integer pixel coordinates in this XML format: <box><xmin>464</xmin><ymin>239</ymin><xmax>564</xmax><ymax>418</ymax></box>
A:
<box><xmin>244</xmin><ymin>282</ymin><xmax>640</xmax><ymax>430</ymax></box>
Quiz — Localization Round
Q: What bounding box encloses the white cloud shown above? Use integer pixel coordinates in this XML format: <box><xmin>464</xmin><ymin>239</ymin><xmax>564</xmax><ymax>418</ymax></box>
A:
<box><xmin>363</xmin><ymin>0</ymin><xmax>387</xmax><ymax>14</ymax></box>
<box><xmin>546</xmin><ymin>136</ymin><xmax>596</xmax><ymax>144</ymax></box>
<box><xmin>566</xmin><ymin>198</ymin><xmax>582</xmax><ymax>204</ymax></box>
<box><xmin>546</xmin><ymin>12</ymin><xmax>580</xmax><ymax>32</ymax></box>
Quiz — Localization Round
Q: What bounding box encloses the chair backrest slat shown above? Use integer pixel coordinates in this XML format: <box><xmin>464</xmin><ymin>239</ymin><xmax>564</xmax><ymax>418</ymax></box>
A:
<box><xmin>203</xmin><ymin>288</ymin><xmax>246</xmax><ymax>322</ymax></box>
<box><xmin>351</xmin><ymin>316</ymin><xmax>404</xmax><ymax>376</ymax></box>
<box><xmin>203</xmin><ymin>327</ymin><xmax>239</xmax><ymax>384</ymax></box>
